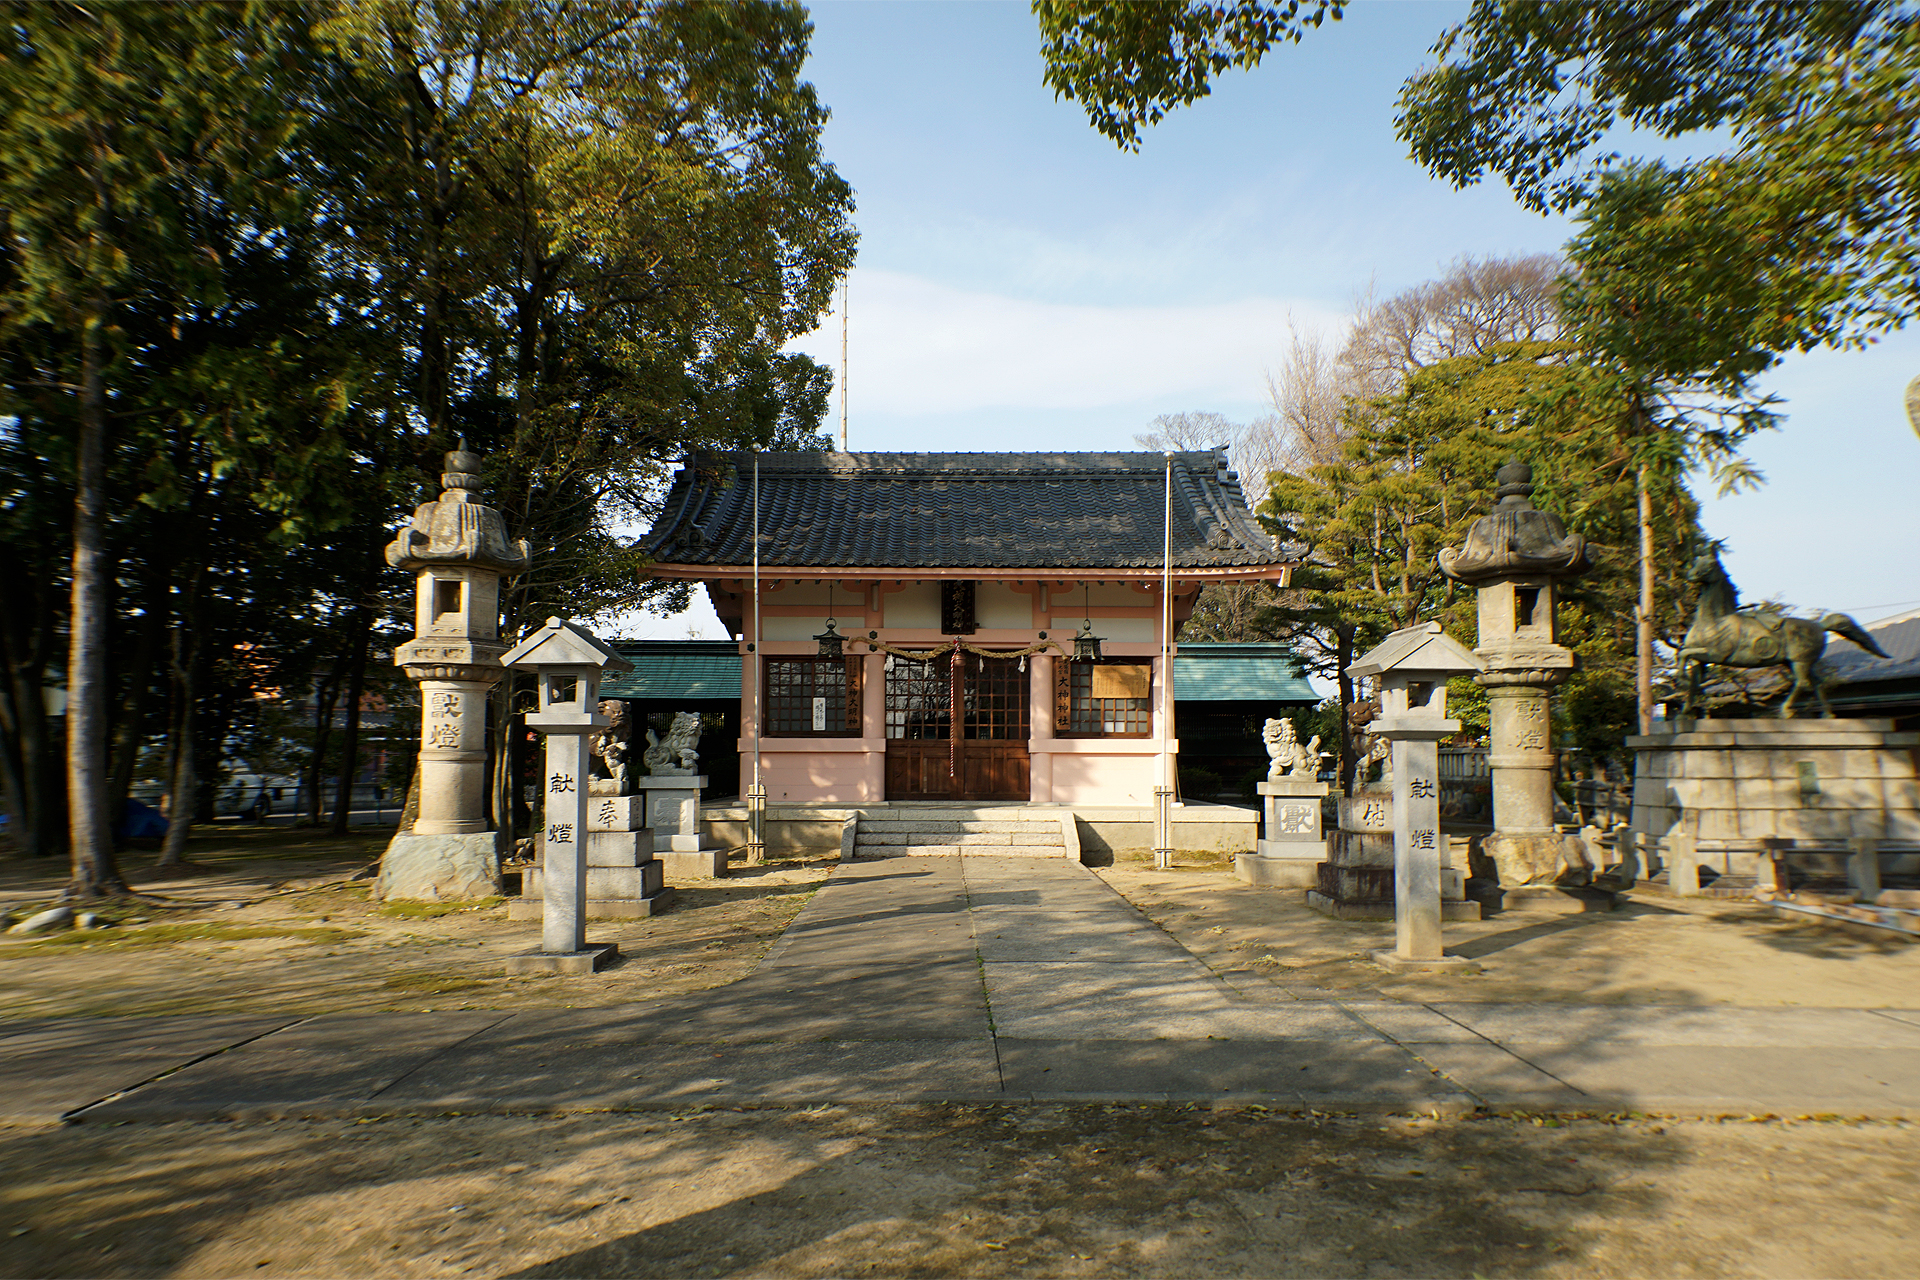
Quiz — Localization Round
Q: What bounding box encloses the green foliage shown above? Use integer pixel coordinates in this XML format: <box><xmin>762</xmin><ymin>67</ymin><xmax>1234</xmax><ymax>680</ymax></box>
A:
<box><xmin>1259</xmin><ymin>342</ymin><xmax>1708</xmax><ymax>764</ymax></box>
<box><xmin>1398</xmin><ymin>1</ymin><xmax>1916</xmax><ymax>391</ymax></box>
<box><xmin>0</xmin><ymin>2</ymin><xmax>855</xmax><ymax>865</ymax></box>
<box><xmin>1034</xmin><ymin>0</ymin><xmax>1343</xmax><ymax>149</ymax></box>
<box><xmin>1563</xmin><ymin>21</ymin><xmax>1920</xmax><ymax>389</ymax></box>
<box><xmin>1395</xmin><ymin>0</ymin><xmax>1881</xmax><ymax>215</ymax></box>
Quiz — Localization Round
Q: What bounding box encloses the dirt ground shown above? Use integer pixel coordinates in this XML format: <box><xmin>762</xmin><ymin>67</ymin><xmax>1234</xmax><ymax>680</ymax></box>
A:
<box><xmin>4</xmin><ymin>835</ymin><xmax>1920</xmax><ymax>1278</ymax></box>
<box><xmin>1097</xmin><ymin>857</ymin><xmax>1920</xmax><ymax>1009</ymax></box>
<box><xmin>0</xmin><ymin>827</ymin><xmax>833</xmax><ymax>1020</ymax></box>
<box><xmin>2</xmin><ymin>1106</ymin><xmax>1916</xmax><ymax>1279</ymax></box>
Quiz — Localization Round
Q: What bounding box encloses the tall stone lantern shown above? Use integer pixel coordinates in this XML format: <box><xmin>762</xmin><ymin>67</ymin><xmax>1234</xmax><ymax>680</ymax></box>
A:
<box><xmin>376</xmin><ymin>446</ymin><xmax>530</xmax><ymax>902</ymax></box>
<box><xmin>1439</xmin><ymin>461</ymin><xmax>1594</xmax><ymax>895</ymax></box>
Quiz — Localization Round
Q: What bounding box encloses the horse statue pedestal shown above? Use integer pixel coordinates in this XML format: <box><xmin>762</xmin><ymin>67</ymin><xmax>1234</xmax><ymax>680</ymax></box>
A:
<box><xmin>1628</xmin><ymin>717</ymin><xmax>1920</xmax><ymax>897</ymax></box>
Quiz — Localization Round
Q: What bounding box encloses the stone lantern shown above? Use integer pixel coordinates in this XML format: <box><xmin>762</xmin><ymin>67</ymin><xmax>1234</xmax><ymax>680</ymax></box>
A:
<box><xmin>1439</xmin><ymin>460</ymin><xmax>1596</xmax><ymax>898</ymax></box>
<box><xmin>377</xmin><ymin>446</ymin><xmax>530</xmax><ymax>903</ymax></box>
<box><xmin>1346</xmin><ymin>622</ymin><xmax>1485</xmax><ymax>970</ymax></box>
<box><xmin>501</xmin><ymin>617</ymin><xmax>632</xmax><ymax>973</ymax></box>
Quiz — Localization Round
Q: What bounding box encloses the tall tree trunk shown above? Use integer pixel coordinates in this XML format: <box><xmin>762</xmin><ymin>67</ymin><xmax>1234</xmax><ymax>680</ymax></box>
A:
<box><xmin>328</xmin><ymin>603</ymin><xmax>372</xmax><ymax>836</ymax></box>
<box><xmin>107</xmin><ymin>571</ymin><xmax>167</xmax><ymax>825</ymax></box>
<box><xmin>0</xmin><ymin>561</ymin><xmax>62</xmax><ymax>859</ymax></box>
<box><xmin>158</xmin><ymin>569</ymin><xmax>203</xmax><ymax>871</ymax></box>
<box><xmin>1335</xmin><ymin>624</ymin><xmax>1357</xmax><ymax>798</ymax></box>
<box><xmin>306</xmin><ymin>662</ymin><xmax>342</xmax><ymax>825</ymax></box>
<box><xmin>66</xmin><ymin>309</ymin><xmax>127</xmax><ymax>897</ymax></box>
<box><xmin>1636</xmin><ymin>464</ymin><xmax>1655</xmax><ymax>736</ymax></box>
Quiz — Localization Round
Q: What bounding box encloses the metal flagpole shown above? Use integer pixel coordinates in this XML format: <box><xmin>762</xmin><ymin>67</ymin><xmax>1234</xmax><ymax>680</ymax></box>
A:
<box><xmin>747</xmin><ymin>452</ymin><xmax>766</xmax><ymax>864</ymax></box>
<box><xmin>1153</xmin><ymin>452</ymin><xmax>1175</xmax><ymax>870</ymax></box>
<box><xmin>839</xmin><ymin>278</ymin><xmax>849</xmax><ymax>451</ymax></box>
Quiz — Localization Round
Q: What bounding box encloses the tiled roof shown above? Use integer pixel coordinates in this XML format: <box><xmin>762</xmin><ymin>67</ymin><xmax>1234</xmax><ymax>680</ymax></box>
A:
<box><xmin>1173</xmin><ymin>643</ymin><xmax>1318</xmax><ymax>702</ymax></box>
<box><xmin>601</xmin><ymin>641</ymin><xmax>740</xmax><ymax>700</ymax></box>
<box><xmin>638</xmin><ymin>451</ymin><xmax>1293</xmax><ymax>571</ymax></box>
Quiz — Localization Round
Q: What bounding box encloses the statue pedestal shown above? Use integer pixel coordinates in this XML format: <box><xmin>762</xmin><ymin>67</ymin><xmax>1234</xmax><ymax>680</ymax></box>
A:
<box><xmin>1307</xmin><ymin>786</ymin><xmax>1478</xmax><ymax>921</ymax></box>
<box><xmin>1235</xmin><ymin>778</ymin><xmax>1328</xmax><ymax>888</ymax></box>
<box><xmin>637</xmin><ymin>774</ymin><xmax>728</xmax><ymax>879</ymax></box>
<box><xmin>1628</xmin><ymin>718</ymin><xmax>1920</xmax><ymax>897</ymax></box>
<box><xmin>510</xmin><ymin>791</ymin><xmax>674</xmax><ymax>921</ymax></box>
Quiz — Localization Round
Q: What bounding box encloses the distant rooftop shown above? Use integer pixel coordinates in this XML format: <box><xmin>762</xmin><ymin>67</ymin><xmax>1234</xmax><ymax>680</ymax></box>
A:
<box><xmin>638</xmin><ymin>451</ymin><xmax>1296</xmax><ymax>572</ymax></box>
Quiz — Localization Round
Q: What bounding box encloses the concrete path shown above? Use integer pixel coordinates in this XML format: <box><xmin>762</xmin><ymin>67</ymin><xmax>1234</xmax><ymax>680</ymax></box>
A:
<box><xmin>5</xmin><ymin>856</ymin><xmax>1920</xmax><ymax>1123</ymax></box>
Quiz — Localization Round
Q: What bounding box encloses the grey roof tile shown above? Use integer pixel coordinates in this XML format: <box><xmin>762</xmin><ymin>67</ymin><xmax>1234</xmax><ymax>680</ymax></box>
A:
<box><xmin>639</xmin><ymin>451</ymin><xmax>1294</xmax><ymax>571</ymax></box>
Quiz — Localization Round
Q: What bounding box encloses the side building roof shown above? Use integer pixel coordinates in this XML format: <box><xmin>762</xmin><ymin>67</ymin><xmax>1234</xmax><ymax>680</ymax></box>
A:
<box><xmin>637</xmin><ymin>451</ymin><xmax>1296</xmax><ymax>574</ymax></box>
<box><xmin>596</xmin><ymin>639</ymin><xmax>1317</xmax><ymax>704</ymax></box>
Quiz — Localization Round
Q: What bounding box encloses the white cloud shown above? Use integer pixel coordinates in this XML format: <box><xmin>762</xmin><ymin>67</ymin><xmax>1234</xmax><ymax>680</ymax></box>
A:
<box><xmin>789</xmin><ymin>269</ymin><xmax>1344</xmax><ymax>417</ymax></box>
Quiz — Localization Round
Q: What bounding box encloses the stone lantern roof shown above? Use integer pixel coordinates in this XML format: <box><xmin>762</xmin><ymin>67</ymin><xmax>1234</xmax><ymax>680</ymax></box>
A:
<box><xmin>386</xmin><ymin>447</ymin><xmax>532</xmax><ymax>575</ymax></box>
<box><xmin>1437</xmin><ymin>461</ymin><xmax>1591</xmax><ymax>585</ymax></box>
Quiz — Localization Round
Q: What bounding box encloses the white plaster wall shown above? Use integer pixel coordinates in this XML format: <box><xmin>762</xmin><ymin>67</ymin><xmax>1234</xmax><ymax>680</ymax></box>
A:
<box><xmin>761</xmin><ymin>615</ymin><xmax>838</xmax><ymax>641</ymax></box>
<box><xmin>884</xmin><ymin>582</ymin><xmax>940</xmax><ymax>629</ymax></box>
<box><xmin>976</xmin><ymin>583</ymin><xmax>1031</xmax><ymax>630</ymax></box>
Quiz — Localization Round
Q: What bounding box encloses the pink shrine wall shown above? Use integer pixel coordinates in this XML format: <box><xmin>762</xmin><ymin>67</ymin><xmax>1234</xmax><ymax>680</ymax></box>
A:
<box><xmin>728</xmin><ymin>578</ymin><xmax>1187</xmax><ymax>807</ymax></box>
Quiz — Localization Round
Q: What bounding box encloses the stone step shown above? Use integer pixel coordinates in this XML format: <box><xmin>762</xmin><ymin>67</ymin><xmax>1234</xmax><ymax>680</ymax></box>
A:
<box><xmin>862</xmin><ymin>844</ymin><xmax>1068</xmax><ymax>857</ymax></box>
<box><xmin>873</xmin><ymin>809</ymin><xmax>1068</xmax><ymax>824</ymax></box>
<box><xmin>858</xmin><ymin>831</ymin><xmax>1064</xmax><ymax>847</ymax></box>
<box><xmin>858</xmin><ymin>820</ymin><xmax>1062</xmax><ymax>835</ymax></box>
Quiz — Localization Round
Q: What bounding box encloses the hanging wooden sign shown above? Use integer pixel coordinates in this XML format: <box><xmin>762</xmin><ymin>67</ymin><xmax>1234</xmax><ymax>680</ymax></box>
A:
<box><xmin>1090</xmin><ymin>663</ymin><xmax>1150</xmax><ymax>700</ymax></box>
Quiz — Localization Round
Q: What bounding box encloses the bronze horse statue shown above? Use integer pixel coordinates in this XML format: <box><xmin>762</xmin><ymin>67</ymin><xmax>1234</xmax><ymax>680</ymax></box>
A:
<box><xmin>1679</xmin><ymin>550</ymin><xmax>1889</xmax><ymax>717</ymax></box>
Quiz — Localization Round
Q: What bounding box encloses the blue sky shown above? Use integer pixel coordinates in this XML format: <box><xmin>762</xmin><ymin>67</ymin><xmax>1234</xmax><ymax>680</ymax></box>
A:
<box><xmin>633</xmin><ymin>0</ymin><xmax>1919</xmax><ymax>637</ymax></box>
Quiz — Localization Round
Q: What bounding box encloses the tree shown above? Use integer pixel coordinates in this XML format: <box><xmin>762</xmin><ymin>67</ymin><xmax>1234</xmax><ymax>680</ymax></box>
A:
<box><xmin>1395</xmin><ymin>1</ymin><xmax>1884</xmax><ymax>215</ymax></box>
<box><xmin>0</xmin><ymin>2</ymin><xmax>331</xmax><ymax>894</ymax></box>
<box><xmin>1398</xmin><ymin>2</ymin><xmax>1916</xmax><ymax>390</ymax></box>
<box><xmin>1035</xmin><ymin>0</ymin><xmax>1344</xmax><ymax>149</ymax></box>
<box><xmin>1260</xmin><ymin>340</ymin><xmax>1710</xmax><ymax>789</ymax></box>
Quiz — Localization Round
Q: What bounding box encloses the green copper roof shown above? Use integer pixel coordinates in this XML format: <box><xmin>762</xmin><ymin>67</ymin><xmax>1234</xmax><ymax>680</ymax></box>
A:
<box><xmin>1173</xmin><ymin>643</ymin><xmax>1317</xmax><ymax>703</ymax></box>
<box><xmin>596</xmin><ymin>639</ymin><xmax>1315</xmax><ymax>704</ymax></box>
<box><xmin>601</xmin><ymin>641</ymin><xmax>740</xmax><ymax>700</ymax></box>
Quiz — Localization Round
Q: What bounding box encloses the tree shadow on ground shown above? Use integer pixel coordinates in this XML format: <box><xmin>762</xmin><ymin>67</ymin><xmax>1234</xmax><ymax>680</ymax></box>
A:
<box><xmin>0</xmin><ymin>1106</ymin><xmax>1700</xmax><ymax>1280</ymax></box>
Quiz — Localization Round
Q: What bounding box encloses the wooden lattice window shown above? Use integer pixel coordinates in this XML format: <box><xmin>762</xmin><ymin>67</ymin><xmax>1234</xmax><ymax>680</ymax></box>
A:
<box><xmin>885</xmin><ymin>652</ymin><xmax>1030</xmax><ymax>740</ymax></box>
<box><xmin>964</xmin><ymin>654</ymin><xmax>1029</xmax><ymax>740</ymax></box>
<box><xmin>884</xmin><ymin>656</ymin><xmax>948</xmax><ymax>741</ymax></box>
<box><xmin>763</xmin><ymin>656</ymin><xmax>862</xmax><ymax>736</ymax></box>
<box><xmin>1063</xmin><ymin>660</ymin><xmax>1152</xmax><ymax>737</ymax></box>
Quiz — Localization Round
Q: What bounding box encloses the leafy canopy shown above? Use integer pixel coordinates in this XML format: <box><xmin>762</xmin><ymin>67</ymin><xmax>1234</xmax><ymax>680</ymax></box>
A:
<box><xmin>1035</xmin><ymin>0</ymin><xmax>1343</xmax><ymax>149</ymax></box>
<box><xmin>1395</xmin><ymin>1</ymin><xmax>1881</xmax><ymax>214</ymax></box>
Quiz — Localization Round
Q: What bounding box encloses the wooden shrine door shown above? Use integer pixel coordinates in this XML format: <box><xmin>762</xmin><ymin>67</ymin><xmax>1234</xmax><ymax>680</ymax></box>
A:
<box><xmin>884</xmin><ymin>651</ymin><xmax>1030</xmax><ymax>801</ymax></box>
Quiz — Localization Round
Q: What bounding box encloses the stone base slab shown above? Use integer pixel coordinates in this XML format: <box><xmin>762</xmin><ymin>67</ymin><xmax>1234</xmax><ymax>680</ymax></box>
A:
<box><xmin>587</xmin><ymin>796</ymin><xmax>646</xmax><ymax>830</ymax></box>
<box><xmin>504</xmin><ymin>942</ymin><xmax>619</xmax><ymax>975</ymax></box>
<box><xmin>507</xmin><ymin>889</ymin><xmax>672</xmax><ymax>921</ymax></box>
<box><xmin>1234</xmin><ymin>852</ymin><xmax>1319</xmax><ymax>888</ymax></box>
<box><xmin>1370</xmin><ymin>948</ymin><xmax>1478</xmax><ymax>973</ymax></box>
<box><xmin>1306</xmin><ymin>891</ymin><xmax>1481</xmax><ymax>922</ymax></box>
<box><xmin>662</xmin><ymin>848</ymin><xmax>729</xmax><ymax>879</ymax></box>
<box><xmin>1257</xmin><ymin>837</ymin><xmax>1327</xmax><ymax>859</ymax></box>
<box><xmin>376</xmin><ymin>832</ymin><xmax>500</xmax><ymax>902</ymax></box>
<box><xmin>526</xmin><ymin>862</ymin><xmax>664</xmax><ymax>899</ymax></box>
<box><xmin>1486</xmin><ymin>884</ymin><xmax>1621</xmax><ymax>914</ymax></box>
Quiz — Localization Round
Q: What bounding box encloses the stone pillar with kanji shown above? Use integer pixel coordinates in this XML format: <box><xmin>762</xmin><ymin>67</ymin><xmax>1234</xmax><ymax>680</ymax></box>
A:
<box><xmin>1342</xmin><ymin>623</ymin><xmax>1484</xmax><ymax>970</ymax></box>
<box><xmin>501</xmin><ymin>618</ymin><xmax>633</xmax><ymax>974</ymax></box>
<box><xmin>377</xmin><ymin>447</ymin><xmax>530</xmax><ymax>903</ymax></box>
<box><xmin>1440</xmin><ymin>461</ymin><xmax>1606</xmax><ymax>905</ymax></box>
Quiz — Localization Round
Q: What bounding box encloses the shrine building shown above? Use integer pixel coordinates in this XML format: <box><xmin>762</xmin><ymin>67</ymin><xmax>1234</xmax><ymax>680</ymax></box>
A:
<box><xmin>637</xmin><ymin>451</ymin><xmax>1300</xmax><ymax>813</ymax></box>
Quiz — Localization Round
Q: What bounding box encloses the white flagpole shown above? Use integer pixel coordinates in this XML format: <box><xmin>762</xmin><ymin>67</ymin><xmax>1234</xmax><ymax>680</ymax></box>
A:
<box><xmin>1155</xmin><ymin>452</ymin><xmax>1176</xmax><ymax>870</ymax></box>
<box><xmin>748</xmin><ymin>452</ymin><xmax>766</xmax><ymax>864</ymax></box>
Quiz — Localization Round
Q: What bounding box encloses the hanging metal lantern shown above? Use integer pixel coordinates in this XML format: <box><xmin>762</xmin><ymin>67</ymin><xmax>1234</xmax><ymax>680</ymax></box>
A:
<box><xmin>814</xmin><ymin>617</ymin><xmax>844</xmax><ymax>659</ymax></box>
<box><xmin>1073</xmin><ymin>581</ymin><xmax>1103</xmax><ymax>660</ymax></box>
<box><xmin>816</xmin><ymin>581</ymin><xmax>845</xmax><ymax>658</ymax></box>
